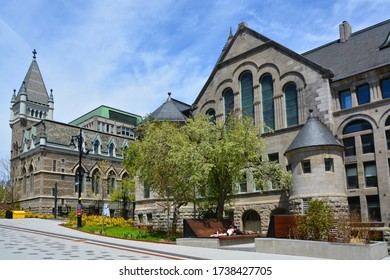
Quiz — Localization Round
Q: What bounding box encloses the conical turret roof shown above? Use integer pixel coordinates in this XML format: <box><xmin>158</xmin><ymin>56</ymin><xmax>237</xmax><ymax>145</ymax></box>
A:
<box><xmin>15</xmin><ymin>50</ymin><xmax>49</xmax><ymax>105</ymax></box>
<box><xmin>147</xmin><ymin>93</ymin><xmax>191</xmax><ymax>122</ymax></box>
<box><xmin>285</xmin><ymin>110</ymin><xmax>343</xmax><ymax>154</ymax></box>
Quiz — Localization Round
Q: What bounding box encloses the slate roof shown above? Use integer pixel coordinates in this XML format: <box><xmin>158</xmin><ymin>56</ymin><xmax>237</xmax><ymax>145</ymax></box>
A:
<box><xmin>147</xmin><ymin>93</ymin><xmax>191</xmax><ymax>122</ymax></box>
<box><xmin>16</xmin><ymin>57</ymin><xmax>49</xmax><ymax>105</ymax></box>
<box><xmin>303</xmin><ymin>19</ymin><xmax>390</xmax><ymax>81</ymax></box>
<box><xmin>285</xmin><ymin>111</ymin><xmax>344</xmax><ymax>154</ymax></box>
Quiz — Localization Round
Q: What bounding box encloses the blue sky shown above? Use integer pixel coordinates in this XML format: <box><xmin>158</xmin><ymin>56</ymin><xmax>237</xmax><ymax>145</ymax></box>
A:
<box><xmin>0</xmin><ymin>0</ymin><xmax>389</xmax><ymax>167</ymax></box>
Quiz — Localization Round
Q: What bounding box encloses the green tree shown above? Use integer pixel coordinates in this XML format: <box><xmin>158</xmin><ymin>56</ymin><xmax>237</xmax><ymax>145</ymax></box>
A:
<box><xmin>109</xmin><ymin>178</ymin><xmax>135</xmax><ymax>220</ymax></box>
<box><xmin>253</xmin><ymin>160</ymin><xmax>292</xmax><ymax>192</ymax></box>
<box><xmin>0</xmin><ymin>157</ymin><xmax>14</xmax><ymax>209</ymax></box>
<box><xmin>124</xmin><ymin>114</ymin><xmax>292</xmax><ymax>222</ymax></box>
<box><xmin>124</xmin><ymin>120</ymin><xmax>202</xmax><ymax>231</ymax></box>
<box><xmin>190</xmin><ymin>115</ymin><xmax>266</xmax><ymax>219</ymax></box>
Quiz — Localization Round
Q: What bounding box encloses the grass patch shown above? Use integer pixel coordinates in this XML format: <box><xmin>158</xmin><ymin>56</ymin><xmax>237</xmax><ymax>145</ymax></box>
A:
<box><xmin>81</xmin><ymin>225</ymin><xmax>162</xmax><ymax>241</ymax></box>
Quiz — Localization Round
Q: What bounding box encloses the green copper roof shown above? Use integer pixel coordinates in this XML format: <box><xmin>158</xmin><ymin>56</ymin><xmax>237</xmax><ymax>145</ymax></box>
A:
<box><xmin>69</xmin><ymin>105</ymin><xmax>143</xmax><ymax>126</ymax></box>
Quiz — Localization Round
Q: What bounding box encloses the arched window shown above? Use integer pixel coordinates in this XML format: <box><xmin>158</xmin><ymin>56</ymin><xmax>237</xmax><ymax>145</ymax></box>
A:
<box><xmin>240</xmin><ymin>72</ymin><xmax>254</xmax><ymax>120</ymax></box>
<box><xmin>342</xmin><ymin>119</ymin><xmax>374</xmax><ymax>157</ymax></box>
<box><xmin>29</xmin><ymin>165</ymin><xmax>34</xmax><ymax>192</ymax></box>
<box><xmin>75</xmin><ymin>167</ymin><xmax>85</xmax><ymax>193</ymax></box>
<box><xmin>91</xmin><ymin>169</ymin><xmax>100</xmax><ymax>194</ymax></box>
<box><xmin>385</xmin><ymin>116</ymin><xmax>390</xmax><ymax>150</ymax></box>
<box><xmin>343</xmin><ymin>119</ymin><xmax>372</xmax><ymax>134</ymax></box>
<box><xmin>107</xmin><ymin>171</ymin><xmax>116</xmax><ymax>195</ymax></box>
<box><xmin>284</xmin><ymin>83</ymin><xmax>298</xmax><ymax>127</ymax></box>
<box><xmin>261</xmin><ymin>74</ymin><xmax>274</xmax><ymax>131</ymax></box>
<box><xmin>206</xmin><ymin>108</ymin><xmax>216</xmax><ymax>123</ymax></box>
<box><xmin>223</xmin><ymin>88</ymin><xmax>234</xmax><ymax>118</ymax></box>
<box><xmin>93</xmin><ymin>140</ymin><xmax>100</xmax><ymax>154</ymax></box>
<box><xmin>22</xmin><ymin>168</ymin><xmax>27</xmax><ymax>194</ymax></box>
<box><xmin>109</xmin><ymin>143</ymin><xmax>115</xmax><ymax>157</ymax></box>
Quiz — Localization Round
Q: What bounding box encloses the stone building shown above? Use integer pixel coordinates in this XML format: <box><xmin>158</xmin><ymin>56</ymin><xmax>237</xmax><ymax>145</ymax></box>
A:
<box><xmin>9</xmin><ymin>52</ymin><xmax>142</xmax><ymax>215</ymax></box>
<box><xmin>9</xmin><ymin>19</ymin><xmax>390</xmax><ymax>235</ymax></box>
<box><xmin>190</xmin><ymin>19</ymin><xmax>390</xmax><ymax>231</ymax></box>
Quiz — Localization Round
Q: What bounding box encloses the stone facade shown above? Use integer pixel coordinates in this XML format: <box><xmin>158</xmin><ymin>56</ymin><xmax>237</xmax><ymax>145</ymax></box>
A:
<box><xmin>9</xmin><ymin>56</ymin><xmax>139</xmax><ymax>216</ymax></box>
<box><xmin>191</xmin><ymin>20</ymin><xmax>390</xmax><ymax>229</ymax></box>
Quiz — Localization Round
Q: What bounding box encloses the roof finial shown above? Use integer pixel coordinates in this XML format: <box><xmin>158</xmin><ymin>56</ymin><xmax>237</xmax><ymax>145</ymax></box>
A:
<box><xmin>32</xmin><ymin>49</ymin><xmax>37</xmax><ymax>59</ymax></box>
<box><xmin>229</xmin><ymin>26</ymin><xmax>233</xmax><ymax>39</ymax></box>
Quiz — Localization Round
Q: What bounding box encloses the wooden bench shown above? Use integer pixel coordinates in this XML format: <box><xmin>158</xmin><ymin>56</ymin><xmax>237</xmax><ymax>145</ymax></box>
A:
<box><xmin>177</xmin><ymin>219</ymin><xmax>263</xmax><ymax>248</ymax></box>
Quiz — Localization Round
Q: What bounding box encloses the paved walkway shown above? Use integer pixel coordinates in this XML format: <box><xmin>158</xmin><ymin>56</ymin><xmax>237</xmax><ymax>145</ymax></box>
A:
<box><xmin>0</xmin><ymin>218</ymin><xmax>389</xmax><ymax>260</ymax></box>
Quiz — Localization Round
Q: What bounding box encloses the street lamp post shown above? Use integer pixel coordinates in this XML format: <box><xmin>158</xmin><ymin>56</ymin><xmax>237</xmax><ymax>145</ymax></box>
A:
<box><xmin>70</xmin><ymin>127</ymin><xmax>88</xmax><ymax>228</ymax></box>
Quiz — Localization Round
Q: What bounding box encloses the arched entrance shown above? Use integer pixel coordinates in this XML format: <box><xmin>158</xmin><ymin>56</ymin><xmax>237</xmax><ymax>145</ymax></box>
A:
<box><xmin>242</xmin><ymin>210</ymin><xmax>261</xmax><ymax>232</ymax></box>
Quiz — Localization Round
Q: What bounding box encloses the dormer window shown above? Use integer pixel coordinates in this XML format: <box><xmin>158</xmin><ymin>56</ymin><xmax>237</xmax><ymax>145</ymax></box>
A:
<box><xmin>379</xmin><ymin>31</ymin><xmax>390</xmax><ymax>50</ymax></box>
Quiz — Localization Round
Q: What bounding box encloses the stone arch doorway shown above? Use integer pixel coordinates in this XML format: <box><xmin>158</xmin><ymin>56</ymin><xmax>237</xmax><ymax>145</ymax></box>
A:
<box><xmin>242</xmin><ymin>210</ymin><xmax>261</xmax><ymax>232</ymax></box>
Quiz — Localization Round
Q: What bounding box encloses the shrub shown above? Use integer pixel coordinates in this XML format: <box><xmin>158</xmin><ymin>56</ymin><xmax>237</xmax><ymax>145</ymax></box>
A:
<box><xmin>295</xmin><ymin>199</ymin><xmax>335</xmax><ymax>241</ymax></box>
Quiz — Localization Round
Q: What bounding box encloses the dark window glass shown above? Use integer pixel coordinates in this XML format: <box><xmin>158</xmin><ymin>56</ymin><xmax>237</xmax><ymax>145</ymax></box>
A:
<box><xmin>343</xmin><ymin>137</ymin><xmax>356</xmax><ymax>156</ymax></box>
<box><xmin>144</xmin><ymin>183</ymin><xmax>150</xmax><ymax>199</ymax></box>
<box><xmin>325</xmin><ymin>158</ymin><xmax>334</xmax><ymax>172</ymax></box>
<box><xmin>361</xmin><ymin>134</ymin><xmax>375</xmax><ymax>154</ymax></box>
<box><xmin>381</xmin><ymin>78</ymin><xmax>390</xmax><ymax>99</ymax></box>
<box><xmin>109</xmin><ymin>143</ymin><xmax>115</xmax><ymax>156</ymax></box>
<box><xmin>206</xmin><ymin>108</ymin><xmax>216</xmax><ymax>123</ymax></box>
<box><xmin>284</xmin><ymin>83</ymin><xmax>298</xmax><ymax>127</ymax></box>
<box><xmin>75</xmin><ymin>168</ymin><xmax>84</xmax><ymax>193</ymax></box>
<box><xmin>366</xmin><ymin>195</ymin><xmax>381</xmax><ymax>222</ymax></box>
<box><xmin>302</xmin><ymin>160</ymin><xmax>311</xmax><ymax>173</ymax></box>
<box><xmin>386</xmin><ymin>130</ymin><xmax>390</xmax><ymax>150</ymax></box>
<box><xmin>348</xmin><ymin>196</ymin><xmax>361</xmax><ymax>220</ymax></box>
<box><xmin>240</xmin><ymin>173</ymin><xmax>247</xmax><ymax>193</ymax></box>
<box><xmin>339</xmin><ymin>90</ymin><xmax>352</xmax><ymax>109</ymax></box>
<box><xmin>261</xmin><ymin>74</ymin><xmax>274</xmax><ymax>131</ymax></box>
<box><xmin>343</xmin><ymin>120</ymin><xmax>372</xmax><ymax>134</ymax></box>
<box><xmin>364</xmin><ymin>162</ymin><xmax>378</xmax><ymax>188</ymax></box>
<box><xmin>357</xmin><ymin>84</ymin><xmax>370</xmax><ymax>105</ymax></box>
<box><xmin>268</xmin><ymin>153</ymin><xmax>279</xmax><ymax>163</ymax></box>
<box><xmin>241</xmin><ymin>72</ymin><xmax>254</xmax><ymax>119</ymax></box>
<box><xmin>346</xmin><ymin>164</ymin><xmax>358</xmax><ymax>189</ymax></box>
<box><xmin>224</xmin><ymin>88</ymin><xmax>234</xmax><ymax>117</ymax></box>
<box><xmin>385</xmin><ymin>116</ymin><xmax>390</xmax><ymax>126</ymax></box>
<box><xmin>94</xmin><ymin>140</ymin><xmax>100</xmax><ymax>153</ymax></box>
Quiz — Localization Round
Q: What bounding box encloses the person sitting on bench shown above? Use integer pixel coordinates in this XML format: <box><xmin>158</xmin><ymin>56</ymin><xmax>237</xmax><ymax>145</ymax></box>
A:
<box><xmin>210</xmin><ymin>225</ymin><xmax>235</xmax><ymax>237</ymax></box>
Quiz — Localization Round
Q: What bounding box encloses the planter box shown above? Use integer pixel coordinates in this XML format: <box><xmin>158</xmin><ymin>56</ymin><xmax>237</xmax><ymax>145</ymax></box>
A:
<box><xmin>255</xmin><ymin>238</ymin><xmax>388</xmax><ymax>260</ymax></box>
<box><xmin>177</xmin><ymin>236</ymin><xmax>257</xmax><ymax>249</ymax></box>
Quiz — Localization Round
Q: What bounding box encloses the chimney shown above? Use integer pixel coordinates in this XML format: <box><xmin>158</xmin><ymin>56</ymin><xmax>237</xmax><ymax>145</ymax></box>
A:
<box><xmin>238</xmin><ymin>22</ymin><xmax>248</xmax><ymax>30</ymax></box>
<box><xmin>339</xmin><ymin>21</ymin><xmax>352</xmax><ymax>42</ymax></box>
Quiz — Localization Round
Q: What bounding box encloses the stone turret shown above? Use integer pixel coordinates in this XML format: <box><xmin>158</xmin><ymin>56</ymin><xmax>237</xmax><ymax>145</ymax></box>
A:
<box><xmin>285</xmin><ymin>110</ymin><xmax>349</xmax><ymax>217</ymax></box>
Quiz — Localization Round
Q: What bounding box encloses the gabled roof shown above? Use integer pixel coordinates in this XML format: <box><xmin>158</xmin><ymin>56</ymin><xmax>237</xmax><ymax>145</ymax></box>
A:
<box><xmin>16</xmin><ymin>52</ymin><xmax>49</xmax><ymax>105</ymax></box>
<box><xmin>193</xmin><ymin>22</ymin><xmax>333</xmax><ymax>106</ymax></box>
<box><xmin>285</xmin><ymin>111</ymin><xmax>343</xmax><ymax>154</ymax></box>
<box><xmin>147</xmin><ymin>93</ymin><xmax>191</xmax><ymax>122</ymax></box>
<box><xmin>303</xmin><ymin>19</ymin><xmax>390</xmax><ymax>81</ymax></box>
